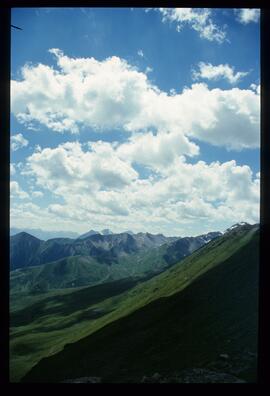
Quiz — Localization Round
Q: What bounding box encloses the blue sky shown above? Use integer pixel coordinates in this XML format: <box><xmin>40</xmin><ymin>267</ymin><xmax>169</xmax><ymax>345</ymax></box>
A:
<box><xmin>10</xmin><ymin>7</ymin><xmax>260</xmax><ymax>236</ymax></box>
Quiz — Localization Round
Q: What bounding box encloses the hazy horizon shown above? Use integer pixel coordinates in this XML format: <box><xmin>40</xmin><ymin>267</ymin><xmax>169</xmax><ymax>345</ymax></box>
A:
<box><xmin>10</xmin><ymin>220</ymin><xmax>258</xmax><ymax>240</ymax></box>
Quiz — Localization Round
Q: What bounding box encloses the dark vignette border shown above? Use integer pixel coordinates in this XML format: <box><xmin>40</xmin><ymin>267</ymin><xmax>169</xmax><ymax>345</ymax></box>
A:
<box><xmin>0</xmin><ymin>1</ymin><xmax>269</xmax><ymax>386</ymax></box>
<box><xmin>259</xmin><ymin>7</ymin><xmax>270</xmax><ymax>387</ymax></box>
<box><xmin>0</xmin><ymin>6</ymin><xmax>10</xmax><ymax>386</ymax></box>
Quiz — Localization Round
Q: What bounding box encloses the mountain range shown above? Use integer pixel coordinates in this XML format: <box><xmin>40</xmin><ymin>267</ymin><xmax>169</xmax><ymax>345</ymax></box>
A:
<box><xmin>10</xmin><ymin>229</ymin><xmax>222</xmax><ymax>270</ymax></box>
<box><xmin>10</xmin><ymin>229</ymin><xmax>222</xmax><ymax>292</ymax></box>
<box><xmin>10</xmin><ymin>227</ymin><xmax>80</xmax><ymax>241</ymax></box>
<box><xmin>10</xmin><ymin>227</ymin><xmax>133</xmax><ymax>241</ymax></box>
<box><xmin>10</xmin><ymin>231</ymin><xmax>175</xmax><ymax>270</ymax></box>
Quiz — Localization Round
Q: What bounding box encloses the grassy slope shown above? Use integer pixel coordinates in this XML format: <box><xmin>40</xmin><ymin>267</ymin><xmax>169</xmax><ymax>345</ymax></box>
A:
<box><xmin>10</xmin><ymin>244</ymin><xmax>171</xmax><ymax>294</ymax></box>
<box><xmin>23</xmin><ymin>227</ymin><xmax>259</xmax><ymax>383</ymax></box>
<box><xmin>10</xmin><ymin>278</ymin><xmax>141</xmax><ymax>382</ymax></box>
<box><xmin>11</xmin><ymin>226</ymin><xmax>258</xmax><ymax>382</ymax></box>
<box><xmin>10</xmin><ymin>256</ymin><xmax>110</xmax><ymax>292</ymax></box>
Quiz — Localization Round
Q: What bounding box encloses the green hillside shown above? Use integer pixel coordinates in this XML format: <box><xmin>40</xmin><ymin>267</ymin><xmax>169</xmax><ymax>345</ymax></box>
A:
<box><xmin>10</xmin><ymin>256</ymin><xmax>111</xmax><ymax>293</ymax></box>
<box><xmin>10</xmin><ymin>248</ymin><xmax>167</xmax><ymax>295</ymax></box>
<box><xmin>10</xmin><ymin>224</ymin><xmax>258</xmax><ymax>382</ymax></box>
<box><xmin>10</xmin><ymin>277</ymin><xmax>143</xmax><ymax>382</ymax></box>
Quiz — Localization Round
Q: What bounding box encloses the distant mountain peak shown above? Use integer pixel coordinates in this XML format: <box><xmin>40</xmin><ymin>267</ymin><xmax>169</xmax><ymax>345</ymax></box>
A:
<box><xmin>13</xmin><ymin>231</ymin><xmax>41</xmax><ymax>241</ymax></box>
<box><xmin>124</xmin><ymin>230</ymin><xmax>134</xmax><ymax>235</ymax></box>
<box><xmin>10</xmin><ymin>227</ymin><xmax>79</xmax><ymax>241</ymax></box>
<box><xmin>225</xmin><ymin>222</ymin><xmax>250</xmax><ymax>233</ymax></box>
<box><xmin>101</xmin><ymin>229</ymin><xmax>113</xmax><ymax>235</ymax></box>
<box><xmin>199</xmin><ymin>231</ymin><xmax>223</xmax><ymax>243</ymax></box>
<box><xmin>78</xmin><ymin>229</ymin><xmax>114</xmax><ymax>239</ymax></box>
<box><xmin>78</xmin><ymin>230</ymin><xmax>100</xmax><ymax>239</ymax></box>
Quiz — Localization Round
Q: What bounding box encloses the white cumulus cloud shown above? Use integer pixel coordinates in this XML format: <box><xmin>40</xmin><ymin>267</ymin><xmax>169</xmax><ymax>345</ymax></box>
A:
<box><xmin>235</xmin><ymin>9</ymin><xmax>260</xmax><ymax>24</ymax></box>
<box><xmin>178</xmin><ymin>83</ymin><xmax>259</xmax><ymax>150</ymax></box>
<box><xmin>32</xmin><ymin>191</ymin><xmax>44</xmax><ymax>198</ymax></box>
<box><xmin>23</xmin><ymin>141</ymin><xmax>138</xmax><ymax>196</ymax></box>
<box><xmin>11</xmin><ymin>50</ymin><xmax>260</xmax><ymax>151</ymax></box>
<box><xmin>10</xmin><ymin>181</ymin><xmax>29</xmax><ymax>199</ymax></box>
<box><xmin>11</xmin><ymin>133</ymin><xmax>29</xmax><ymax>151</ymax></box>
<box><xmin>192</xmin><ymin>62</ymin><xmax>249</xmax><ymax>84</ymax></box>
<box><xmin>154</xmin><ymin>8</ymin><xmax>227</xmax><ymax>43</ymax></box>
<box><xmin>117</xmin><ymin>129</ymin><xmax>199</xmax><ymax>170</ymax></box>
<box><xmin>18</xmin><ymin>140</ymin><xmax>260</xmax><ymax>235</ymax></box>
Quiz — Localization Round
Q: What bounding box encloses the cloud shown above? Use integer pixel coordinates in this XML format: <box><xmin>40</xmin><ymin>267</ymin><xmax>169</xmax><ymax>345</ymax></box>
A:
<box><xmin>11</xmin><ymin>133</ymin><xmax>28</xmax><ymax>151</ymax></box>
<box><xmin>11</xmin><ymin>50</ymin><xmax>260</xmax><ymax>151</ymax></box>
<box><xmin>153</xmin><ymin>8</ymin><xmax>227</xmax><ymax>43</ymax></box>
<box><xmin>250</xmin><ymin>83</ymin><xmax>260</xmax><ymax>95</ymax></box>
<box><xmin>10</xmin><ymin>163</ymin><xmax>16</xmax><ymax>175</ymax></box>
<box><xmin>117</xmin><ymin>129</ymin><xmax>199</xmax><ymax>170</ymax></box>
<box><xmin>235</xmin><ymin>9</ymin><xmax>260</xmax><ymax>24</ymax></box>
<box><xmin>23</xmin><ymin>141</ymin><xmax>138</xmax><ymax>196</ymax></box>
<box><xmin>137</xmin><ymin>49</ymin><xmax>144</xmax><ymax>58</ymax></box>
<box><xmin>145</xmin><ymin>66</ymin><xmax>153</xmax><ymax>74</ymax></box>
<box><xmin>19</xmin><ymin>139</ymin><xmax>259</xmax><ymax>235</ymax></box>
<box><xmin>10</xmin><ymin>181</ymin><xmax>29</xmax><ymax>199</ymax></box>
<box><xmin>11</xmin><ymin>51</ymin><xmax>149</xmax><ymax>133</ymax></box>
<box><xmin>10</xmin><ymin>201</ymin><xmax>84</xmax><ymax>232</ymax></box>
<box><xmin>192</xmin><ymin>62</ymin><xmax>249</xmax><ymax>84</ymax></box>
<box><xmin>32</xmin><ymin>191</ymin><xmax>44</xmax><ymax>198</ymax></box>
<box><xmin>177</xmin><ymin>84</ymin><xmax>259</xmax><ymax>150</ymax></box>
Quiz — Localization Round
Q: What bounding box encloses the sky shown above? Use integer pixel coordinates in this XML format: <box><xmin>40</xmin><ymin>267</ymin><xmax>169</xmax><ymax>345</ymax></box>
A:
<box><xmin>10</xmin><ymin>7</ymin><xmax>260</xmax><ymax>237</ymax></box>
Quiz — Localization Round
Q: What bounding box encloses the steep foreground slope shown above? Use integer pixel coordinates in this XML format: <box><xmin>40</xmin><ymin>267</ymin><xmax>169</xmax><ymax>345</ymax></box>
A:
<box><xmin>21</xmin><ymin>225</ymin><xmax>259</xmax><ymax>383</ymax></box>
